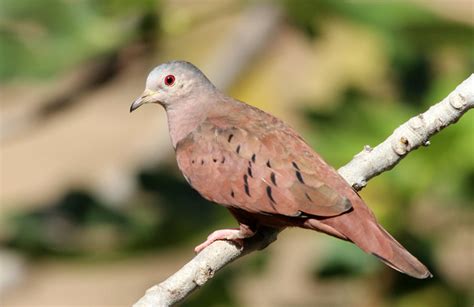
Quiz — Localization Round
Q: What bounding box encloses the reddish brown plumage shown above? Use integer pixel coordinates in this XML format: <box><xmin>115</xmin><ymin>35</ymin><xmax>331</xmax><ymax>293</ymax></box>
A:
<box><xmin>132</xmin><ymin>61</ymin><xmax>431</xmax><ymax>279</ymax></box>
<box><xmin>175</xmin><ymin>98</ymin><xmax>431</xmax><ymax>279</ymax></box>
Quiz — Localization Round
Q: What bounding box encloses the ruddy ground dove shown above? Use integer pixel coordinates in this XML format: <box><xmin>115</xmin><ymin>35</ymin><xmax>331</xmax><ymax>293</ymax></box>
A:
<box><xmin>130</xmin><ymin>61</ymin><xmax>431</xmax><ymax>279</ymax></box>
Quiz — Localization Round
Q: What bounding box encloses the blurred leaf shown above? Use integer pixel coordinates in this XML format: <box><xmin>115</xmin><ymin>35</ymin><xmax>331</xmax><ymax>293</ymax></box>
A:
<box><xmin>314</xmin><ymin>239</ymin><xmax>378</xmax><ymax>278</ymax></box>
<box><xmin>4</xmin><ymin>165</ymin><xmax>225</xmax><ymax>257</ymax></box>
<box><xmin>394</xmin><ymin>284</ymin><xmax>466</xmax><ymax>307</ymax></box>
<box><xmin>0</xmin><ymin>0</ymin><xmax>156</xmax><ymax>81</ymax></box>
<box><xmin>137</xmin><ymin>165</ymin><xmax>224</xmax><ymax>248</ymax></box>
<box><xmin>5</xmin><ymin>189</ymin><xmax>128</xmax><ymax>256</ymax></box>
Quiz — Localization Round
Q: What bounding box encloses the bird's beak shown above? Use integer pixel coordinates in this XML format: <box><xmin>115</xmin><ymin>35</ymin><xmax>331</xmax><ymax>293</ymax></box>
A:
<box><xmin>130</xmin><ymin>89</ymin><xmax>158</xmax><ymax>113</ymax></box>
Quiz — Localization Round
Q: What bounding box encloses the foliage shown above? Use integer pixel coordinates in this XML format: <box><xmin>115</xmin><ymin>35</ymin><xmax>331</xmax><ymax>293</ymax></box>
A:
<box><xmin>4</xmin><ymin>166</ymin><xmax>224</xmax><ymax>257</ymax></box>
<box><xmin>0</xmin><ymin>0</ymin><xmax>157</xmax><ymax>81</ymax></box>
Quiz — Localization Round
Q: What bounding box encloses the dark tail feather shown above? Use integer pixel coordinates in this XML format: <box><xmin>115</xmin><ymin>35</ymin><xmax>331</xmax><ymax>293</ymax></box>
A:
<box><xmin>306</xmin><ymin>216</ymin><xmax>432</xmax><ymax>279</ymax></box>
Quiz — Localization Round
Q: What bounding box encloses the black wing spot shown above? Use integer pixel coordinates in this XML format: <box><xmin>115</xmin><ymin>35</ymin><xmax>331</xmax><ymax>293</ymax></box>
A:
<box><xmin>270</xmin><ymin>172</ymin><xmax>277</xmax><ymax>186</ymax></box>
<box><xmin>213</xmin><ymin>158</ymin><xmax>217</xmax><ymax>163</ymax></box>
<box><xmin>296</xmin><ymin>170</ymin><xmax>305</xmax><ymax>184</ymax></box>
<box><xmin>236</xmin><ymin>145</ymin><xmax>241</xmax><ymax>154</ymax></box>
<box><xmin>251</xmin><ymin>154</ymin><xmax>256</xmax><ymax>163</ymax></box>
<box><xmin>192</xmin><ymin>160</ymin><xmax>195</xmax><ymax>164</ymax></box>
<box><xmin>231</xmin><ymin>190</ymin><xmax>235</xmax><ymax>198</ymax></box>
<box><xmin>266</xmin><ymin>186</ymin><xmax>276</xmax><ymax>204</ymax></box>
<box><xmin>247</xmin><ymin>167</ymin><xmax>253</xmax><ymax>178</ymax></box>
<box><xmin>221</xmin><ymin>156</ymin><xmax>226</xmax><ymax>163</ymax></box>
<box><xmin>243</xmin><ymin>174</ymin><xmax>251</xmax><ymax>197</ymax></box>
<box><xmin>201</xmin><ymin>159</ymin><xmax>205</xmax><ymax>165</ymax></box>
<box><xmin>292</xmin><ymin>161</ymin><xmax>300</xmax><ymax>170</ymax></box>
<box><xmin>244</xmin><ymin>185</ymin><xmax>251</xmax><ymax>197</ymax></box>
<box><xmin>266</xmin><ymin>160</ymin><xmax>272</xmax><ymax>168</ymax></box>
<box><xmin>228</xmin><ymin>134</ymin><xmax>234</xmax><ymax>142</ymax></box>
<box><xmin>305</xmin><ymin>192</ymin><xmax>312</xmax><ymax>202</ymax></box>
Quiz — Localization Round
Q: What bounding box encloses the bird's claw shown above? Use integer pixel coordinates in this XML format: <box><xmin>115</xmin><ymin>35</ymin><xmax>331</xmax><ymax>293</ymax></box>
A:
<box><xmin>194</xmin><ymin>229</ymin><xmax>244</xmax><ymax>253</ymax></box>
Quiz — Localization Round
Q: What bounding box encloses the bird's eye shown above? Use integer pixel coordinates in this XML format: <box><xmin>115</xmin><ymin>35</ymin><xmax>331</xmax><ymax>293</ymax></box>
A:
<box><xmin>164</xmin><ymin>75</ymin><xmax>175</xmax><ymax>86</ymax></box>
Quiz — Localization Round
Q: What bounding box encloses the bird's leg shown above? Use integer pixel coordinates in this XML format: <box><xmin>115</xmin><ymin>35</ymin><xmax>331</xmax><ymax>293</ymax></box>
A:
<box><xmin>194</xmin><ymin>223</ymin><xmax>255</xmax><ymax>253</ymax></box>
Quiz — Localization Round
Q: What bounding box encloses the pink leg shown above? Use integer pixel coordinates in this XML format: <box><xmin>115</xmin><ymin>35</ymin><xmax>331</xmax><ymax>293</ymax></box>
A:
<box><xmin>194</xmin><ymin>228</ymin><xmax>243</xmax><ymax>253</ymax></box>
<box><xmin>194</xmin><ymin>224</ymin><xmax>256</xmax><ymax>253</ymax></box>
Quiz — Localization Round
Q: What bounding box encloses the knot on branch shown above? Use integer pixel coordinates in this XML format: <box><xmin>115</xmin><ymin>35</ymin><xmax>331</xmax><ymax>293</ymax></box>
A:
<box><xmin>194</xmin><ymin>265</ymin><xmax>214</xmax><ymax>286</ymax></box>
<box><xmin>352</xmin><ymin>177</ymin><xmax>367</xmax><ymax>190</ymax></box>
<box><xmin>408</xmin><ymin>115</ymin><xmax>426</xmax><ymax>131</ymax></box>
<box><xmin>449</xmin><ymin>93</ymin><xmax>466</xmax><ymax>110</ymax></box>
<box><xmin>392</xmin><ymin>135</ymin><xmax>411</xmax><ymax>156</ymax></box>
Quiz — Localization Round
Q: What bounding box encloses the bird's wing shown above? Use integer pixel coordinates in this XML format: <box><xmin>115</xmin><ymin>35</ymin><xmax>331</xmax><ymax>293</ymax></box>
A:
<box><xmin>175</xmin><ymin>115</ymin><xmax>352</xmax><ymax>218</ymax></box>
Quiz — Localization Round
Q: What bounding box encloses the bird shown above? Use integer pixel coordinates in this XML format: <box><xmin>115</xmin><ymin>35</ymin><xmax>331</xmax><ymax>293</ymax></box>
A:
<box><xmin>130</xmin><ymin>60</ymin><xmax>432</xmax><ymax>279</ymax></box>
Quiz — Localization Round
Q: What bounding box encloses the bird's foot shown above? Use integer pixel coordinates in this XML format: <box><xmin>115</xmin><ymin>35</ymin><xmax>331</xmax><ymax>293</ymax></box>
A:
<box><xmin>194</xmin><ymin>228</ymin><xmax>244</xmax><ymax>253</ymax></box>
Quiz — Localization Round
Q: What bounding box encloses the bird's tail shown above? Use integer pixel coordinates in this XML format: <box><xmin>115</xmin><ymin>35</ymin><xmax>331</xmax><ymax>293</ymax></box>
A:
<box><xmin>306</xmin><ymin>205</ymin><xmax>432</xmax><ymax>279</ymax></box>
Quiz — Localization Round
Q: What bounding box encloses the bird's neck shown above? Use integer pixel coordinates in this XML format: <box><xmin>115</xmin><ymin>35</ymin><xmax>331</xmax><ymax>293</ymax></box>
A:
<box><xmin>166</xmin><ymin>98</ymin><xmax>216</xmax><ymax>148</ymax></box>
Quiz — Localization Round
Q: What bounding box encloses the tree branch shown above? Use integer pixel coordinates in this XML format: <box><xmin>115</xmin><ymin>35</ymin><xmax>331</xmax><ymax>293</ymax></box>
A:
<box><xmin>338</xmin><ymin>74</ymin><xmax>474</xmax><ymax>190</ymax></box>
<box><xmin>134</xmin><ymin>74</ymin><xmax>474</xmax><ymax>307</ymax></box>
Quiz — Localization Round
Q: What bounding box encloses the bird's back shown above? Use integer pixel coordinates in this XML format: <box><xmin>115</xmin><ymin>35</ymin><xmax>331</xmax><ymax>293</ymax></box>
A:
<box><xmin>175</xmin><ymin>98</ymin><xmax>360</xmax><ymax>219</ymax></box>
<box><xmin>175</xmin><ymin>98</ymin><xmax>431</xmax><ymax>279</ymax></box>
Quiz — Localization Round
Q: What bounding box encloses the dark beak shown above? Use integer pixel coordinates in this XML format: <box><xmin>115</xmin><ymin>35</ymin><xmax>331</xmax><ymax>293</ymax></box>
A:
<box><xmin>130</xmin><ymin>96</ymin><xmax>144</xmax><ymax>113</ymax></box>
<box><xmin>130</xmin><ymin>90</ymin><xmax>156</xmax><ymax>113</ymax></box>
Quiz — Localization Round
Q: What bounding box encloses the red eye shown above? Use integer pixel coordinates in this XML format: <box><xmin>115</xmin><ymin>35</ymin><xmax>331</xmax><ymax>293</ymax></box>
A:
<box><xmin>164</xmin><ymin>75</ymin><xmax>175</xmax><ymax>86</ymax></box>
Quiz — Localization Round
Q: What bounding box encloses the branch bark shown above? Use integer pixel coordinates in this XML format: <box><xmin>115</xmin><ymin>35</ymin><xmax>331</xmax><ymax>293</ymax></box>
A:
<box><xmin>134</xmin><ymin>75</ymin><xmax>474</xmax><ymax>307</ymax></box>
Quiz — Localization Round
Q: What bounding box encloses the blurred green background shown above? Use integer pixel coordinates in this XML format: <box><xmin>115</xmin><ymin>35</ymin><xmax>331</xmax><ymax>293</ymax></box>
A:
<box><xmin>0</xmin><ymin>0</ymin><xmax>473</xmax><ymax>306</ymax></box>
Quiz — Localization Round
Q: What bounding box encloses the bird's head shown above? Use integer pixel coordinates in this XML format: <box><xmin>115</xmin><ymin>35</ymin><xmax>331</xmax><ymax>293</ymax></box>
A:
<box><xmin>130</xmin><ymin>61</ymin><xmax>215</xmax><ymax>112</ymax></box>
